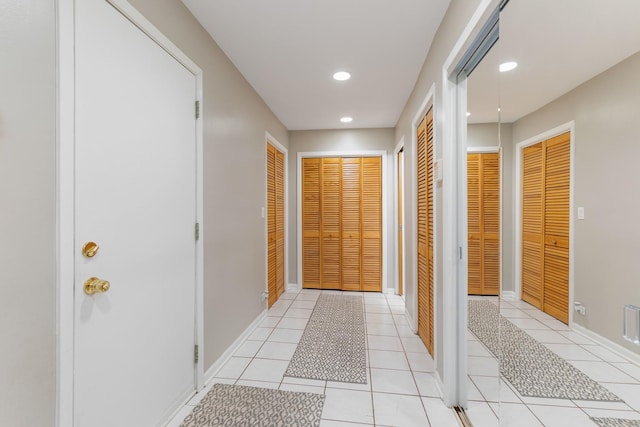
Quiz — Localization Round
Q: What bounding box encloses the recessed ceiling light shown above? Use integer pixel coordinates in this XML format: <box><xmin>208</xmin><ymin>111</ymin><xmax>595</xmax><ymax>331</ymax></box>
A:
<box><xmin>333</xmin><ymin>71</ymin><xmax>351</xmax><ymax>81</ymax></box>
<box><xmin>340</xmin><ymin>117</ymin><xmax>353</xmax><ymax>123</ymax></box>
<box><xmin>499</xmin><ymin>61</ymin><xmax>518</xmax><ymax>72</ymax></box>
<box><xmin>466</xmin><ymin>112</ymin><xmax>471</xmax><ymax>117</ymax></box>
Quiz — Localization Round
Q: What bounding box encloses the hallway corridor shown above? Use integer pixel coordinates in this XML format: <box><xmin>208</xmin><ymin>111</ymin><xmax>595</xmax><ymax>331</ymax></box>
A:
<box><xmin>167</xmin><ymin>290</ymin><xmax>640</xmax><ymax>427</ymax></box>
<box><xmin>168</xmin><ymin>290</ymin><xmax>458</xmax><ymax>426</ymax></box>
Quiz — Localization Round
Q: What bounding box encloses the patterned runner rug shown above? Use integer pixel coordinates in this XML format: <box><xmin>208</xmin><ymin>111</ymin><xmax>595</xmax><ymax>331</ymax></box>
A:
<box><xmin>591</xmin><ymin>418</ymin><xmax>640</xmax><ymax>427</ymax></box>
<box><xmin>180</xmin><ymin>383</ymin><xmax>325</xmax><ymax>427</ymax></box>
<box><xmin>468</xmin><ymin>300</ymin><xmax>621</xmax><ymax>401</ymax></box>
<box><xmin>285</xmin><ymin>293</ymin><xmax>367</xmax><ymax>383</ymax></box>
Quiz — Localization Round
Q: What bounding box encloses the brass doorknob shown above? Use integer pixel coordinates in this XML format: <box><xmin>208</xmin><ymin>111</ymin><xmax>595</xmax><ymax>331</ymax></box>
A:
<box><xmin>84</xmin><ymin>277</ymin><xmax>111</xmax><ymax>295</ymax></box>
<box><xmin>82</xmin><ymin>241</ymin><xmax>100</xmax><ymax>258</ymax></box>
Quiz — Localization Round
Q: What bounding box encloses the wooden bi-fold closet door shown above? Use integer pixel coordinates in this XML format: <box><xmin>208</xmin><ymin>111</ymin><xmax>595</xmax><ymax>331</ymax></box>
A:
<box><xmin>301</xmin><ymin>156</ymin><xmax>382</xmax><ymax>291</ymax></box>
<box><xmin>416</xmin><ymin>108</ymin><xmax>434</xmax><ymax>356</ymax></box>
<box><xmin>521</xmin><ymin>132</ymin><xmax>570</xmax><ymax>323</ymax></box>
<box><xmin>267</xmin><ymin>143</ymin><xmax>285</xmax><ymax>308</ymax></box>
<box><xmin>467</xmin><ymin>152</ymin><xmax>500</xmax><ymax>295</ymax></box>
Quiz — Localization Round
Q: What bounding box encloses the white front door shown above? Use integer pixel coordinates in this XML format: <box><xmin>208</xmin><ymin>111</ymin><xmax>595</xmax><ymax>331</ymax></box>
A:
<box><xmin>74</xmin><ymin>0</ymin><xmax>197</xmax><ymax>425</ymax></box>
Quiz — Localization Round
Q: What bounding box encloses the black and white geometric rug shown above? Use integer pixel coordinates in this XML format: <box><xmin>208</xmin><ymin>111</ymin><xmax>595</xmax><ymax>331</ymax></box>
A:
<box><xmin>591</xmin><ymin>418</ymin><xmax>640</xmax><ymax>427</ymax></box>
<box><xmin>285</xmin><ymin>293</ymin><xmax>367</xmax><ymax>384</ymax></box>
<box><xmin>468</xmin><ymin>300</ymin><xmax>622</xmax><ymax>401</ymax></box>
<box><xmin>180</xmin><ymin>383</ymin><xmax>325</xmax><ymax>427</ymax></box>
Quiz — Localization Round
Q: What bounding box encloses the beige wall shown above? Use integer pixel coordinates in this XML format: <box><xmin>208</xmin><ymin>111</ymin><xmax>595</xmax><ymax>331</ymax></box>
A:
<box><xmin>287</xmin><ymin>128</ymin><xmax>396</xmax><ymax>290</ymax></box>
<box><xmin>511</xmin><ymin>51</ymin><xmax>640</xmax><ymax>354</ymax></box>
<box><xmin>128</xmin><ymin>0</ymin><xmax>289</xmax><ymax>369</ymax></box>
<box><xmin>394</xmin><ymin>0</ymin><xmax>485</xmax><ymax>376</ymax></box>
<box><xmin>0</xmin><ymin>1</ymin><xmax>56</xmax><ymax>425</ymax></box>
<box><xmin>467</xmin><ymin>123</ymin><xmax>515</xmax><ymax>294</ymax></box>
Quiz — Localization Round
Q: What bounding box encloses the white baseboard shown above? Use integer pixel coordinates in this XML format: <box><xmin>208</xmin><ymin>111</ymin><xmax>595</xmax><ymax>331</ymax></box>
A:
<box><xmin>204</xmin><ymin>309</ymin><xmax>267</xmax><ymax>383</ymax></box>
<box><xmin>572</xmin><ymin>323</ymin><xmax>640</xmax><ymax>366</ymax></box>
<box><xmin>501</xmin><ymin>291</ymin><xmax>517</xmax><ymax>301</ymax></box>
<box><xmin>405</xmin><ymin>309</ymin><xmax>418</xmax><ymax>334</ymax></box>
<box><xmin>434</xmin><ymin>371</ymin><xmax>445</xmax><ymax>402</ymax></box>
<box><xmin>384</xmin><ymin>287</ymin><xmax>397</xmax><ymax>294</ymax></box>
<box><xmin>286</xmin><ymin>283</ymin><xmax>300</xmax><ymax>292</ymax></box>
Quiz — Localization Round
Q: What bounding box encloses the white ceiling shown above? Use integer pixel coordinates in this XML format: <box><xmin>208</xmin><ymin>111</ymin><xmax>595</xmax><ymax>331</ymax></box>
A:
<box><xmin>468</xmin><ymin>0</ymin><xmax>640</xmax><ymax>124</ymax></box>
<box><xmin>182</xmin><ymin>0</ymin><xmax>451</xmax><ymax>130</ymax></box>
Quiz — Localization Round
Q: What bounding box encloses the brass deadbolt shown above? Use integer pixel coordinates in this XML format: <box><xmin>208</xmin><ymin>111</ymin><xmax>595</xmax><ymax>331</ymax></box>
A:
<box><xmin>82</xmin><ymin>242</ymin><xmax>100</xmax><ymax>258</ymax></box>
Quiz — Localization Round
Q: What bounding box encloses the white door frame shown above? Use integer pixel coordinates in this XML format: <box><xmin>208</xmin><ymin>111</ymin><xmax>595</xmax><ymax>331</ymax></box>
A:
<box><xmin>264</xmin><ymin>132</ymin><xmax>289</xmax><ymax>296</ymax></box>
<box><xmin>441</xmin><ymin>0</ymin><xmax>500</xmax><ymax>407</ymax></box>
<box><xmin>296</xmin><ymin>150</ymin><xmax>389</xmax><ymax>293</ymax></box>
<box><xmin>408</xmin><ymin>86</ymin><xmax>440</xmax><ymax>376</ymax></box>
<box><xmin>466</xmin><ymin>146</ymin><xmax>503</xmax><ymax>296</ymax></box>
<box><xmin>393</xmin><ymin>137</ymin><xmax>405</xmax><ymax>298</ymax></box>
<box><xmin>513</xmin><ymin>122</ymin><xmax>575</xmax><ymax>326</ymax></box>
<box><xmin>56</xmin><ymin>1</ymin><xmax>204</xmax><ymax>425</ymax></box>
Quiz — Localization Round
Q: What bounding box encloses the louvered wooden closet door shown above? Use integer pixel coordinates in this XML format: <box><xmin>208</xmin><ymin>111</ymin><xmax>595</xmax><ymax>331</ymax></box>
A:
<box><xmin>521</xmin><ymin>132</ymin><xmax>570</xmax><ymax>323</ymax></box>
<box><xmin>341</xmin><ymin>158</ymin><xmax>361</xmax><ymax>291</ymax></box>
<box><xmin>543</xmin><ymin>133</ymin><xmax>570</xmax><ymax>323</ymax></box>
<box><xmin>417</xmin><ymin>108</ymin><xmax>434</xmax><ymax>356</ymax></box>
<box><xmin>522</xmin><ymin>143</ymin><xmax>544</xmax><ymax>308</ymax></box>
<box><xmin>322</xmin><ymin>158</ymin><xmax>341</xmax><ymax>289</ymax></box>
<box><xmin>482</xmin><ymin>153</ymin><xmax>500</xmax><ymax>295</ymax></box>
<box><xmin>302</xmin><ymin>158</ymin><xmax>321</xmax><ymax>289</ymax></box>
<box><xmin>275</xmin><ymin>149</ymin><xmax>285</xmax><ymax>298</ymax></box>
<box><xmin>468</xmin><ymin>152</ymin><xmax>500</xmax><ymax>295</ymax></box>
<box><xmin>467</xmin><ymin>153</ymin><xmax>482</xmax><ymax>295</ymax></box>
<box><xmin>267</xmin><ymin>144</ymin><xmax>277</xmax><ymax>307</ymax></box>
<box><xmin>362</xmin><ymin>157</ymin><xmax>382</xmax><ymax>292</ymax></box>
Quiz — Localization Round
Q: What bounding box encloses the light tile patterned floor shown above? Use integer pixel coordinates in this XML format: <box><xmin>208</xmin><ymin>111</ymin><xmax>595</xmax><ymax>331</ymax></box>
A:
<box><xmin>167</xmin><ymin>291</ymin><xmax>640</xmax><ymax>427</ymax></box>
<box><xmin>467</xmin><ymin>295</ymin><xmax>640</xmax><ymax>427</ymax></box>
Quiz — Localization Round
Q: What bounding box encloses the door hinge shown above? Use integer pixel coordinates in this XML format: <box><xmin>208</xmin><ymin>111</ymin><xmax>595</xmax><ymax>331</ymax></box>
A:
<box><xmin>194</xmin><ymin>344</ymin><xmax>199</xmax><ymax>364</ymax></box>
<box><xmin>195</xmin><ymin>222</ymin><xmax>200</xmax><ymax>241</ymax></box>
<box><xmin>195</xmin><ymin>100</ymin><xmax>200</xmax><ymax>119</ymax></box>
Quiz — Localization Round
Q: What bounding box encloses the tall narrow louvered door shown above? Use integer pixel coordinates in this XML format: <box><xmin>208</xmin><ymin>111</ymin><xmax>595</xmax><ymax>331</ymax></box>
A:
<box><xmin>267</xmin><ymin>143</ymin><xmax>285</xmax><ymax>307</ymax></box>
<box><xmin>362</xmin><ymin>158</ymin><xmax>382</xmax><ymax>291</ymax></box>
<box><xmin>521</xmin><ymin>132</ymin><xmax>570</xmax><ymax>323</ymax></box>
<box><xmin>301</xmin><ymin>156</ymin><xmax>382</xmax><ymax>291</ymax></box>
<box><xmin>467</xmin><ymin>152</ymin><xmax>500</xmax><ymax>295</ymax></box>
<box><xmin>275</xmin><ymin>149</ymin><xmax>285</xmax><ymax>298</ymax></box>
<box><xmin>302</xmin><ymin>158</ymin><xmax>321</xmax><ymax>289</ymax></box>
<box><xmin>416</xmin><ymin>108</ymin><xmax>434</xmax><ymax>356</ymax></box>
<box><xmin>341</xmin><ymin>158</ymin><xmax>361</xmax><ymax>291</ymax></box>
<box><xmin>542</xmin><ymin>133</ymin><xmax>570</xmax><ymax>323</ymax></box>
<box><xmin>267</xmin><ymin>145</ymin><xmax>277</xmax><ymax>306</ymax></box>
<box><xmin>322</xmin><ymin>158</ymin><xmax>341</xmax><ymax>289</ymax></box>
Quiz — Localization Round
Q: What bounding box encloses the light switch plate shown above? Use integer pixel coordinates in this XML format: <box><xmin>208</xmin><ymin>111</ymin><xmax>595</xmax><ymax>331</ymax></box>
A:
<box><xmin>577</xmin><ymin>207</ymin><xmax>585</xmax><ymax>220</ymax></box>
<box><xmin>261</xmin><ymin>207</ymin><xmax>265</xmax><ymax>218</ymax></box>
<box><xmin>434</xmin><ymin>159</ymin><xmax>443</xmax><ymax>183</ymax></box>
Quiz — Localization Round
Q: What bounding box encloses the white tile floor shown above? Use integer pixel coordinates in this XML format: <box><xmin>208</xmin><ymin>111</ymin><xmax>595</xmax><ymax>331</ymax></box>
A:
<box><xmin>168</xmin><ymin>291</ymin><xmax>640</xmax><ymax>427</ymax></box>
<box><xmin>466</xmin><ymin>295</ymin><xmax>640</xmax><ymax>427</ymax></box>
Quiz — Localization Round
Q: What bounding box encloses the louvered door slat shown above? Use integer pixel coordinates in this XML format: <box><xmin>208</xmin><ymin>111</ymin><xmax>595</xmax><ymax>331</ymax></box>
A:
<box><xmin>417</xmin><ymin>108</ymin><xmax>434</xmax><ymax>356</ymax></box>
<box><xmin>341</xmin><ymin>158</ymin><xmax>361</xmax><ymax>291</ymax></box>
<box><xmin>267</xmin><ymin>144</ymin><xmax>277</xmax><ymax>307</ymax></box>
<box><xmin>322</xmin><ymin>158</ymin><xmax>341</xmax><ymax>289</ymax></box>
<box><xmin>426</xmin><ymin>109</ymin><xmax>434</xmax><ymax>355</ymax></box>
<box><xmin>467</xmin><ymin>153</ymin><xmax>481</xmax><ymax>294</ymax></box>
<box><xmin>362</xmin><ymin>157</ymin><xmax>382</xmax><ymax>292</ymax></box>
<box><xmin>543</xmin><ymin>132</ymin><xmax>570</xmax><ymax>323</ymax></box>
<box><xmin>482</xmin><ymin>153</ymin><xmax>500</xmax><ymax>295</ymax></box>
<box><xmin>302</xmin><ymin>158</ymin><xmax>321</xmax><ymax>288</ymax></box>
<box><xmin>275</xmin><ymin>149</ymin><xmax>285</xmax><ymax>297</ymax></box>
<box><xmin>522</xmin><ymin>143</ymin><xmax>544</xmax><ymax>309</ymax></box>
